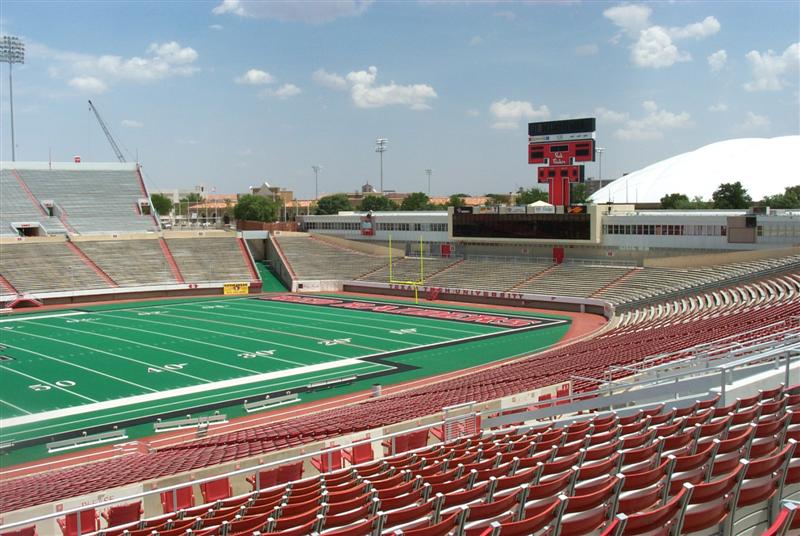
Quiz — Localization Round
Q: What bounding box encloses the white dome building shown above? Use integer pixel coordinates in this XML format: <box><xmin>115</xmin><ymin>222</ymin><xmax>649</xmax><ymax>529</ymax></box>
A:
<box><xmin>589</xmin><ymin>136</ymin><xmax>800</xmax><ymax>204</ymax></box>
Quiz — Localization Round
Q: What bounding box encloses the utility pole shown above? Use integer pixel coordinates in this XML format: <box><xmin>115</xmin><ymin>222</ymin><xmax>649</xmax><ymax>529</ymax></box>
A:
<box><xmin>311</xmin><ymin>165</ymin><xmax>321</xmax><ymax>200</ymax></box>
<box><xmin>1</xmin><ymin>36</ymin><xmax>25</xmax><ymax>161</ymax></box>
<box><xmin>425</xmin><ymin>169</ymin><xmax>433</xmax><ymax>196</ymax></box>
<box><xmin>375</xmin><ymin>138</ymin><xmax>388</xmax><ymax>193</ymax></box>
<box><xmin>595</xmin><ymin>147</ymin><xmax>605</xmax><ymax>183</ymax></box>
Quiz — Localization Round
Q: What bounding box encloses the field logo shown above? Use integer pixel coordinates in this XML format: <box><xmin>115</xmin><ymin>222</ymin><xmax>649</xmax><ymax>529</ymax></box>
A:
<box><xmin>224</xmin><ymin>282</ymin><xmax>250</xmax><ymax>295</ymax></box>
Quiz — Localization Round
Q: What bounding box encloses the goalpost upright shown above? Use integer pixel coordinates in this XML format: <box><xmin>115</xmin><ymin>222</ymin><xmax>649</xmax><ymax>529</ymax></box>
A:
<box><xmin>388</xmin><ymin>235</ymin><xmax>424</xmax><ymax>303</ymax></box>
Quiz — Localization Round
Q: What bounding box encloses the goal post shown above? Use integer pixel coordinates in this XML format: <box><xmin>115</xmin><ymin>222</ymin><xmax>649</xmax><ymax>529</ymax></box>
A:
<box><xmin>388</xmin><ymin>235</ymin><xmax>424</xmax><ymax>304</ymax></box>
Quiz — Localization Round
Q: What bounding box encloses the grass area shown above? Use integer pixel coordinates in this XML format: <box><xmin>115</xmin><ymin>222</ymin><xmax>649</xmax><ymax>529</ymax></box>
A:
<box><xmin>0</xmin><ymin>294</ymin><xmax>569</xmax><ymax>466</ymax></box>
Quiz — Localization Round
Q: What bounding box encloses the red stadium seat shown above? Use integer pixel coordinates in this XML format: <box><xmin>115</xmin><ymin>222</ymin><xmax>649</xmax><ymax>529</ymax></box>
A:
<box><xmin>160</xmin><ymin>486</ymin><xmax>195</xmax><ymax>513</ymax></box>
<box><xmin>200</xmin><ymin>477</ymin><xmax>232</xmax><ymax>503</ymax></box>
<box><xmin>56</xmin><ymin>509</ymin><xmax>98</xmax><ymax>536</ymax></box>
<box><xmin>101</xmin><ymin>501</ymin><xmax>143</xmax><ymax>528</ymax></box>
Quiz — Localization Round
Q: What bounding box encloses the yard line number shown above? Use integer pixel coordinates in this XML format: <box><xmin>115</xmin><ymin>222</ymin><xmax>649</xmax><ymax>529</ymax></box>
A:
<box><xmin>147</xmin><ymin>363</ymin><xmax>189</xmax><ymax>373</ymax></box>
<box><xmin>29</xmin><ymin>380</ymin><xmax>76</xmax><ymax>391</ymax></box>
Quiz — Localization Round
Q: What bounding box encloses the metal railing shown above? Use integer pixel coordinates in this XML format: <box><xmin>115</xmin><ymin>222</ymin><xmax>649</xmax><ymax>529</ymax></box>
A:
<box><xmin>0</xmin><ymin>409</ymin><xmax>478</xmax><ymax>534</ymax></box>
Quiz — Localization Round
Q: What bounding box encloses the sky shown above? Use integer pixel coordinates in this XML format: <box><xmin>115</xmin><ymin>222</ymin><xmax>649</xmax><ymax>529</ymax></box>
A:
<box><xmin>1</xmin><ymin>0</ymin><xmax>798</xmax><ymax>199</ymax></box>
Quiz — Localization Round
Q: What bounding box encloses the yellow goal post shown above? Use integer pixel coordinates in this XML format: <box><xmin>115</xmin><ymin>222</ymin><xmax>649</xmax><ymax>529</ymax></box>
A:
<box><xmin>388</xmin><ymin>235</ymin><xmax>424</xmax><ymax>304</ymax></box>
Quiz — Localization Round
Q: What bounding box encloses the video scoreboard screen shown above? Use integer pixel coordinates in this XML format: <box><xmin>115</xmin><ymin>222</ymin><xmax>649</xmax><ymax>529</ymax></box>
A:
<box><xmin>528</xmin><ymin>118</ymin><xmax>596</xmax><ymax>140</ymax></box>
<box><xmin>452</xmin><ymin>213</ymin><xmax>592</xmax><ymax>241</ymax></box>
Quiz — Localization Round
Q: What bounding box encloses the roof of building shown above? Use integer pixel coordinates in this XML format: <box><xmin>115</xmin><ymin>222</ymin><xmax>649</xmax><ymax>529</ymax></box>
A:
<box><xmin>589</xmin><ymin>136</ymin><xmax>800</xmax><ymax>204</ymax></box>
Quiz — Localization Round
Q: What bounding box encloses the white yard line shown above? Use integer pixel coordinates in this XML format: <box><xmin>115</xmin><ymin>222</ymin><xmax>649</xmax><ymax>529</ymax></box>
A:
<box><xmin>252</xmin><ymin>299</ymin><xmax>485</xmax><ymax>336</ymax></box>
<box><xmin>54</xmin><ymin>318</ymin><xmax>263</xmax><ymax>375</ymax></box>
<box><xmin>1</xmin><ymin>338</ymin><xmax>157</xmax><ymax>393</ymax></box>
<box><xmin>0</xmin><ymin>365</ymin><xmax>99</xmax><ymax>403</ymax></box>
<box><xmin>17</xmin><ymin>324</ymin><xmax>210</xmax><ymax>385</ymax></box>
<box><xmin>4</xmin><ymin>362</ymin><xmax>389</xmax><ymax>438</ymax></box>
<box><xmin>179</xmin><ymin>301</ymin><xmax>453</xmax><ymax>342</ymax></box>
<box><xmin>1</xmin><ymin>358</ymin><xmax>367</xmax><ymax>428</ymax></box>
<box><xmin>100</xmin><ymin>311</ymin><xmax>355</xmax><ymax>364</ymax></box>
<box><xmin>165</xmin><ymin>303</ymin><xmax>420</xmax><ymax>348</ymax></box>
<box><xmin>0</xmin><ymin>311</ymin><xmax>87</xmax><ymax>323</ymax></box>
<box><xmin>155</xmin><ymin>306</ymin><xmax>388</xmax><ymax>354</ymax></box>
<box><xmin>0</xmin><ymin>398</ymin><xmax>33</xmax><ymax>415</ymax></box>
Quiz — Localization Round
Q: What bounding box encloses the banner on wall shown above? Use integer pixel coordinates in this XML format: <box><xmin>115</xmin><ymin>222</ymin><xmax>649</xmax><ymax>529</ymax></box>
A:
<box><xmin>223</xmin><ymin>282</ymin><xmax>250</xmax><ymax>295</ymax></box>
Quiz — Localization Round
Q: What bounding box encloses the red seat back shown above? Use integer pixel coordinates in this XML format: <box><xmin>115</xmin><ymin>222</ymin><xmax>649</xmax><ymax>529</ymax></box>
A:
<box><xmin>58</xmin><ymin>509</ymin><xmax>97</xmax><ymax>536</ymax></box>
<box><xmin>0</xmin><ymin>525</ymin><xmax>37</xmax><ymax>536</ymax></box>
<box><xmin>103</xmin><ymin>501</ymin><xmax>142</xmax><ymax>527</ymax></box>
<box><xmin>160</xmin><ymin>486</ymin><xmax>195</xmax><ymax>513</ymax></box>
<box><xmin>200</xmin><ymin>477</ymin><xmax>231</xmax><ymax>502</ymax></box>
<box><xmin>278</xmin><ymin>461</ymin><xmax>304</xmax><ymax>483</ymax></box>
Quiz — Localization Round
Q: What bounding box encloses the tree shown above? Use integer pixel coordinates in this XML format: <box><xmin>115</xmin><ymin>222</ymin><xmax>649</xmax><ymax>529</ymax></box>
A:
<box><xmin>180</xmin><ymin>192</ymin><xmax>203</xmax><ymax>203</ymax></box>
<box><xmin>315</xmin><ymin>194</ymin><xmax>351</xmax><ymax>215</ymax></box>
<box><xmin>712</xmin><ymin>181</ymin><xmax>752</xmax><ymax>209</ymax></box>
<box><xmin>763</xmin><ymin>185</ymin><xmax>800</xmax><ymax>209</ymax></box>
<box><xmin>401</xmin><ymin>192</ymin><xmax>432</xmax><ymax>211</ymax></box>
<box><xmin>485</xmin><ymin>193</ymin><xmax>511</xmax><ymax>206</ymax></box>
<box><xmin>515</xmin><ymin>187</ymin><xmax>548</xmax><ymax>205</ymax></box>
<box><xmin>358</xmin><ymin>195</ymin><xmax>398</xmax><ymax>212</ymax></box>
<box><xmin>447</xmin><ymin>194</ymin><xmax>466</xmax><ymax>207</ymax></box>
<box><xmin>660</xmin><ymin>193</ymin><xmax>691</xmax><ymax>209</ymax></box>
<box><xmin>233</xmin><ymin>194</ymin><xmax>280</xmax><ymax>222</ymax></box>
<box><xmin>150</xmin><ymin>193</ymin><xmax>173</xmax><ymax>216</ymax></box>
<box><xmin>571</xmin><ymin>183</ymin><xmax>588</xmax><ymax>204</ymax></box>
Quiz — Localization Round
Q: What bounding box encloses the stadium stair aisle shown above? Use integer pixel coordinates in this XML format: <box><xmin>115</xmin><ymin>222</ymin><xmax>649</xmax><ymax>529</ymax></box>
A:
<box><xmin>0</xmin><ymin>274</ymin><xmax>797</xmax><ymax>513</ymax></box>
<box><xmin>255</xmin><ymin>262</ymin><xmax>289</xmax><ymax>292</ymax></box>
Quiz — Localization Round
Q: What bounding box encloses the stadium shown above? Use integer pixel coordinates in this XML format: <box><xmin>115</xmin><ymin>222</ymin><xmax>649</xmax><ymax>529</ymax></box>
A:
<box><xmin>1</xmin><ymin>3</ymin><xmax>800</xmax><ymax>536</ymax></box>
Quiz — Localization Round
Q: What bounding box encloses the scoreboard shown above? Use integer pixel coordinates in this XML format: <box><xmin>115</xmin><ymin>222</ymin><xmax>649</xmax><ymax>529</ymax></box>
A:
<box><xmin>528</xmin><ymin>117</ymin><xmax>596</xmax><ymax>207</ymax></box>
<box><xmin>528</xmin><ymin>139</ymin><xmax>595</xmax><ymax>165</ymax></box>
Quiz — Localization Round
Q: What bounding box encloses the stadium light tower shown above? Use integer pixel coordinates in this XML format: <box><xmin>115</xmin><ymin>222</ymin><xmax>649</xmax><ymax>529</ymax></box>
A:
<box><xmin>425</xmin><ymin>168</ymin><xmax>433</xmax><ymax>196</ymax></box>
<box><xmin>375</xmin><ymin>138</ymin><xmax>388</xmax><ymax>193</ymax></box>
<box><xmin>1</xmin><ymin>35</ymin><xmax>25</xmax><ymax>162</ymax></box>
<box><xmin>595</xmin><ymin>147</ymin><xmax>605</xmax><ymax>182</ymax></box>
<box><xmin>311</xmin><ymin>164</ymin><xmax>322</xmax><ymax>200</ymax></box>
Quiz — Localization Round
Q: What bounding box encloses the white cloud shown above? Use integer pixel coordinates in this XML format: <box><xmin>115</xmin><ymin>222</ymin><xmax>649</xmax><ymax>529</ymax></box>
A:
<box><xmin>604</xmin><ymin>4</ymin><xmax>720</xmax><ymax>69</ymax></box>
<box><xmin>707</xmin><ymin>49</ymin><xmax>727</xmax><ymax>73</ymax></box>
<box><xmin>631</xmin><ymin>26</ymin><xmax>690</xmax><ymax>68</ymax></box>
<box><xmin>31</xmin><ymin>40</ymin><xmax>200</xmax><ymax>92</ymax></box>
<box><xmin>121</xmin><ymin>119</ymin><xmax>143</xmax><ymax>128</ymax></box>
<box><xmin>736</xmin><ymin>111</ymin><xmax>771</xmax><ymax>132</ymax></box>
<box><xmin>212</xmin><ymin>0</ymin><xmax>372</xmax><ymax>24</ymax></box>
<box><xmin>209</xmin><ymin>24</ymin><xmax>224</xmax><ymax>30</ymax></box>
<box><xmin>346</xmin><ymin>66</ymin><xmax>437</xmax><ymax>110</ymax></box>
<box><xmin>68</xmin><ymin>76</ymin><xmax>108</xmax><ymax>94</ymax></box>
<box><xmin>489</xmin><ymin>99</ymin><xmax>550</xmax><ymax>130</ymax></box>
<box><xmin>466</xmin><ymin>108</ymin><xmax>480</xmax><ymax>117</ymax></box>
<box><xmin>594</xmin><ymin>107</ymin><xmax>629</xmax><ymax>123</ymax></box>
<box><xmin>614</xmin><ymin>100</ymin><xmax>692</xmax><ymax>140</ymax></box>
<box><xmin>469</xmin><ymin>35</ymin><xmax>484</xmax><ymax>46</ymax></box>
<box><xmin>235</xmin><ymin>69</ymin><xmax>274</xmax><ymax>85</ymax></box>
<box><xmin>743</xmin><ymin>42</ymin><xmax>800</xmax><ymax>92</ymax></box>
<box><xmin>708</xmin><ymin>102</ymin><xmax>728</xmax><ymax>113</ymax></box>
<box><xmin>574</xmin><ymin>44</ymin><xmax>599</xmax><ymax>56</ymax></box>
<box><xmin>493</xmin><ymin>10</ymin><xmax>516</xmax><ymax>22</ymax></box>
<box><xmin>603</xmin><ymin>4</ymin><xmax>652</xmax><ymax>36</ymax></box>
<box><xmin>312</xmin><ymin>66</ymin><xmax>436</xmax><ymax>109</ymax></box>
<box><xmin>261</xmin><ymin>83</ymin><xmax>302</xmax><ymax>99</ymax></box>
<box><xmin>312</xmin><ymin>68</ymin><xmax>347</xmax><ymax>90</ymax></box>
<box><xmin>668</xmin><ymin>16</ymin><xmax>720</xmax><ymax>39</ymax></box>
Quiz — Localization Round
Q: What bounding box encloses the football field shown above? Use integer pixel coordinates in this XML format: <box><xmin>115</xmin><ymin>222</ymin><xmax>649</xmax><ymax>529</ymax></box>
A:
<box><xmin>0</xmin><ymin>294</ymin><xmax>569</xmax><ymax>453</ymax></box>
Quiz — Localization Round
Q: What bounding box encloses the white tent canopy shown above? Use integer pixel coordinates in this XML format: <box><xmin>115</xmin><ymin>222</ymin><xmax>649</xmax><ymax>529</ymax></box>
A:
<box><xmin>589</xmin><ymin>136</ymin><xmax>800</xmax><ymax>204</ymax></box>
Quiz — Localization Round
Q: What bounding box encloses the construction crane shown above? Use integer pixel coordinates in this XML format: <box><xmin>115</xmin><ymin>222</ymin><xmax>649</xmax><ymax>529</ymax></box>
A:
<box><xmin>88</xmin><ymin>99</ymin><xmax>126</xmax><ymax>163</ymax></box>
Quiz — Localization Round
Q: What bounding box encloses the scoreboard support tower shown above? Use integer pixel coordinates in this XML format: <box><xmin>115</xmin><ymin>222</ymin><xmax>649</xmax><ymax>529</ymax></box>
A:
<box><xmin>528</xmin><ymin>118</ymin><xmax>596</xmax><ymax>208</ymax></box>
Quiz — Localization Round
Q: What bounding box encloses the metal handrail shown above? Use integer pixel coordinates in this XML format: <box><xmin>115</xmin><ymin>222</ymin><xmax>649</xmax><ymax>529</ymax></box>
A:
<box><xmin>0</xmin><ymin>412</ymin><xmax>477</xmax><ymax>532</ymax></box>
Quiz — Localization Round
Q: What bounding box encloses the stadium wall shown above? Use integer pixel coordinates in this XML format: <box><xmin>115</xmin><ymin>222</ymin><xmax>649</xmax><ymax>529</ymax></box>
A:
<box><xmin>642</xmin><ymin>245</ymin><xmax>800</xmax><ymax>269</ymax></box>
<box><xmin>341</xmin><ymin>280</ymin><xmax>613</xmax><ymax>317</ymax></box>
